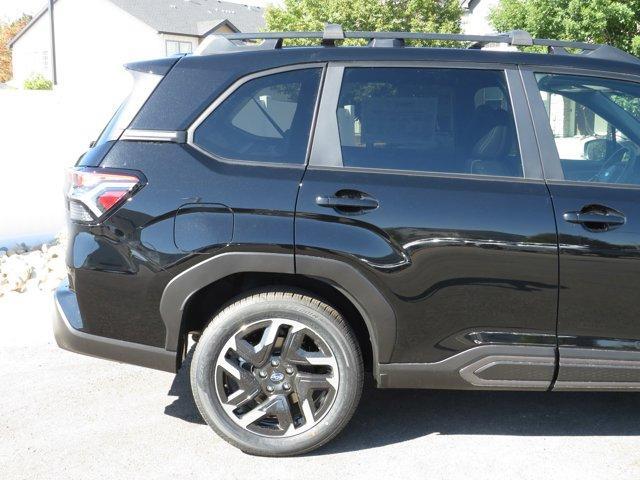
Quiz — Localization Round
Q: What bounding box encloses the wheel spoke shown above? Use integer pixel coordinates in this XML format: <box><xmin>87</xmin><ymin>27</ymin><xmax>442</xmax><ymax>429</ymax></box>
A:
<box><xmin>238</xmin><ymin>395</ymin><xmax>295</xmax><ymax>433</ymax></box>
<box><xmin>271</xmin><ymin>396</ymin><xmax>295</xmax><ymax>433</ymax></box>
<box><xmin>293</xmin><ymin>371</ymin><xmax>338</xmax><ymax>426</ymax></box>
<box><xmin>237</xmin><ymin>399</ymin><xmax>271</xmax><ymax>428</ymax></box>
<box><xmin>295</xmin><ymin>372</ymin><xmax>337</xmax><ymax>403</ymax></box>
<box><xmin>300</xmin><ymin>397</ymin><xmax>315</xmax><ymax>426</ymax></box>
<box><xmin>218</xmin><ymin>357</ymin><xmax>243</xmax><ymax>381</ymax></box>
<box><xmin>225</xmin><ymin>380</ymin><xmax>261</xmax><ymax>407</ymax></box>
<box><xmin>233</xmin><ymin>320</ymin><xmax>281</xmax><ymax>366</ymax></box>
<box><xmin>217</xmin><ymin>361</ymin><xmax>261</xmax><ymax>407</ymax></box>
<box><xmin>300</xmin><ymin>351</ymin><xmax>338</xmax><ymax>374</ymax></box>
<box><xmin>281</xmin><ymin>327</ymin><xmax>337</xmax><ymax>371</ymax></box>
<box><xmin>279</xmin><ymin>326</ymin><xmax>306</xmax><ymax>364</ymax></box>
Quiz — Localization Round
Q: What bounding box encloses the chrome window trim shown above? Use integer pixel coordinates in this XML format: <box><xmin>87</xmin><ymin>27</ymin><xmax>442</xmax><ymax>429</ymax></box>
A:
<box><xmin>121</xmin><ymin>129</ymin><xmax>186</xmax><ymax>143</ymax></box>
<box><xmin>309</xmin><ymin>61</ymin><xmax>541</xmax><ymax>180</ymax></box>
<box><xmin>306</xmin><ymin>164</ymin><xmax>545</xmax><ymax>184</ymax></box>
<box><xmin>546</xmin><ymin>179</ymin><xmax>640</xmax><ymax>191</ymax></box>
<box><xmin>186</xmin><ymin>63</ymin><xmax>326</xmax><ymax>167</ymax></box>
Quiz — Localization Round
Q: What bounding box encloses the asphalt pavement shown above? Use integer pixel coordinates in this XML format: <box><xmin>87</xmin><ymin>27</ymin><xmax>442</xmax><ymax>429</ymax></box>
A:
<box><xmin>2</xmin><ymin>291</ymin><xmax>640</xmax><ymax>480</ymax></box>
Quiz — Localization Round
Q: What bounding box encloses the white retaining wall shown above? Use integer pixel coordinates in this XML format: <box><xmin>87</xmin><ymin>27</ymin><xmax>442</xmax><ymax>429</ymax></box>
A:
<box><xmin>0</xmin><ymin>85</ymin><xmax>129</xmax><ymax>248</ymax></box>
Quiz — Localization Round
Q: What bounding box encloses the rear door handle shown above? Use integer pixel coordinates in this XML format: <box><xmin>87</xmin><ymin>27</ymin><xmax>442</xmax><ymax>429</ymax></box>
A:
<box><xmin>315</xmin><ymin>195</ymin><xmax>379</xmax><ymax>210</ymax></box>
<box><xmin>563</xmin><ymin>211</ymin><xmax>626</xmax><ymax>227</ymax></box>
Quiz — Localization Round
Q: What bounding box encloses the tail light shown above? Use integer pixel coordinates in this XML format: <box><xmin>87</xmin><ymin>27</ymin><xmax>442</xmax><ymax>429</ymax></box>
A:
<box><xmin>65</xmin><ymin>168</ymin><xmax>144</xmax><ymax>223</ymax></box>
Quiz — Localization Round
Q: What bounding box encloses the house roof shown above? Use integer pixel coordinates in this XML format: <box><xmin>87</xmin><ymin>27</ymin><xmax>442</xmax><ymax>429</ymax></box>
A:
<box><xmin>9</xmin><ymin>0</ymin><xmax>265</xmax><ymax>47</ymax></box>
<box><xmin>108</xmin><ymin>0</ymin><xmax>265</xmax><ymax>36</ymax></box>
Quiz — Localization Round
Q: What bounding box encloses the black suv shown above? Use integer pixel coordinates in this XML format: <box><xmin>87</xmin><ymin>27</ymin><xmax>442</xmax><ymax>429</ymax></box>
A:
<box><xmin>54</xmin><ymin>25</ymin><xmax>640</xmax><ymax>456</ymax></box>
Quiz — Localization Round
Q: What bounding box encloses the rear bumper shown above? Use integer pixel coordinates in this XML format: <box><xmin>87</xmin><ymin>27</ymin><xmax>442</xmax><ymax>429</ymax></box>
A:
<box><xmin>53</xmin><ymin>281</ymin><xmax>177</xmax><ymax>373</ymax></box>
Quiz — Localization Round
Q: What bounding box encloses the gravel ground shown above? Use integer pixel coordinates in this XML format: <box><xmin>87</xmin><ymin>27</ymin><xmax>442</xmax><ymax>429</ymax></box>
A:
<box><xmin>2</xmin><ymin>291</ymin><xmax>640</xmax><ymax>480</ymax></box>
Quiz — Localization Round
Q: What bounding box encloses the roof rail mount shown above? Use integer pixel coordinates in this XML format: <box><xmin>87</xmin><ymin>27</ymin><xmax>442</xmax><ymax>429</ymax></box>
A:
<box><xmin>322</xmin><ymin>23</ymin><xmax>344</xmax><ymax>46</ymax></box>
<box><xmin>509</xmin><ymin>30</ymin><xmax>533</xmax><ymax>47</ymax></box>
<box><xmin>193</xmin><ymin>23</ymin><xmax>640</xmax><ymax>66</ymax></box>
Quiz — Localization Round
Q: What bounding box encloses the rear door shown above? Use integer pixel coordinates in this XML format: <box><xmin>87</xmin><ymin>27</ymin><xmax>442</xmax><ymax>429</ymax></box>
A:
<box><xmin>523</xmin><ymin>68</ymin><xmax>640</xmax><ymax>390</ymax></box>
<box><xmin>295</xmin><ymin>63</ymin><xmax>559</xmax><ymax>389</ymax></box>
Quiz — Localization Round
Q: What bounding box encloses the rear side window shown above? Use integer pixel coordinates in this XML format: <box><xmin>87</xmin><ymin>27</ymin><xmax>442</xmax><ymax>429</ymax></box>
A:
<box><xmin>336</xmin><ymin>68</ymin><xmax>523</xmax><ymax>177</ymax></box>
<box><xmin>193</xmin><ymin>68</ymin><xmax>322</xmax><ymax>164</ymax></box>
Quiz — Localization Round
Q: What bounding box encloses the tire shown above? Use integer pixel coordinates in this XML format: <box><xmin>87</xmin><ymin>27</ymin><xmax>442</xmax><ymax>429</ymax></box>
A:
<box><xmin>190</xmin><ymin>290</ymin><xmax>363</xmax><ymax>456</ymax></box>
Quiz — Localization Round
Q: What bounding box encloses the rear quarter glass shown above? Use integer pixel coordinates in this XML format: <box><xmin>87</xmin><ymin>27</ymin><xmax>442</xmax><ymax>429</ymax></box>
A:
<box><xmin>94</xmin><ymin>70</ymin><xmax>163</xmax><ymax>146</ymax></box>
<box><xmin>78</xmin><ymin>57</ymin><xmax>180</xmax><ymax>167</ymax></box>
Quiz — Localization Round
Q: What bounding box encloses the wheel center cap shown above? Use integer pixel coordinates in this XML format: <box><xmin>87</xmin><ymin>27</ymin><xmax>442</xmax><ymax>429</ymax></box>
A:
<box><xmin>269</xmin><ymin>371</ymin><xmax>285</xmax><ymax>383</ymax></box>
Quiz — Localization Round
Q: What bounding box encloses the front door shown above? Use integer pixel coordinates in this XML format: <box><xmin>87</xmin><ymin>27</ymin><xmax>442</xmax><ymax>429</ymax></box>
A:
<box><xmin>295</xmin><ymin>63</ymin><xmax>559</xmax><ymax>389</ymax></box>
<box><xmin>525</xmin><ymin>69</ymin><xmax>640</xmax><ymax>390</ymax></box>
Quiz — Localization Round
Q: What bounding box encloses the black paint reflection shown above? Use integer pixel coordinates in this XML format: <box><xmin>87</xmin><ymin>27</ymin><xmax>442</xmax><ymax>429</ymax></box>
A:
<box><xmin>297</xmin><ymin>168</ymin><xmax>559</xmax><ymax>363</ymax></box>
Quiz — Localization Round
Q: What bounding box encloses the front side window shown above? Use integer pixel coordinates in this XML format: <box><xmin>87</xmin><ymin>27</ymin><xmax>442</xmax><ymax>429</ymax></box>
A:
<box><xmin>336</xmin><ymin>68</ymin><xmax>523</xmax><ymax>177</ymax></box>
<box><xmin>193</xmin><ymin>68</ymin><xmax>322</xmax><ymax>164</ymax></box>
<box><xmin>537</xmin><ymin>73</ymin><xmax>640</xmax><ymax>186</ymax></box>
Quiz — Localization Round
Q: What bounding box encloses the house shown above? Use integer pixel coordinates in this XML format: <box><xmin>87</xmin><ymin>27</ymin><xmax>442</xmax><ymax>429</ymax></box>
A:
<box><xmin>9</xmin><ymin>0</ymin><xmax>265</xmax><ymax>89</ymax></box>
<box><xmin>460</xmin><ymin>0</ymin><xmax>500</xmax><ymax>35</ymax></box>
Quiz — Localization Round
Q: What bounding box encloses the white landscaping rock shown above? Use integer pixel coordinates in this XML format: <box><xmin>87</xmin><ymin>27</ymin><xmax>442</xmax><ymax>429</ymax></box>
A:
<box><xmin>0</xmin><ymin>232</ymin><xmax>67</xmax><ymax>297</ymax></box>
<box><xmin>1</xmin><ymin>256</ymin><xmax>33</xmax><ymax>293</ymax></box>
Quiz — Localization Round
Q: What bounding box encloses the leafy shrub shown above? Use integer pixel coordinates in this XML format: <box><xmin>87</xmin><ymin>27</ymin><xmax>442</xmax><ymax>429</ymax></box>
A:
<box><xmin>24</xmin><ymin>74</ymin><xmax>53</xmax><ymax>90</ymax></box>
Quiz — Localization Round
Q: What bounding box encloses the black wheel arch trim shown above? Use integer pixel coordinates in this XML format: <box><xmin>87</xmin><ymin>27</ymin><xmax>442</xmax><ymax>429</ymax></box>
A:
<box><xmin>295</xmin><ymin>254</ymin><xmax>396</xmax><ymax>364</ymax></box>
<box><xmin>159</xmin><ymin>252</ymin><xmax>397</xmax><ymax>365</ymax></box>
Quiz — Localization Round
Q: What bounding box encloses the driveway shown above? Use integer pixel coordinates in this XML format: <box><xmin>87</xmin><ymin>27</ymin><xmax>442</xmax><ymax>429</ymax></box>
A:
<box><xmin>2</xmin><ymin>291</ymin><xmax>640</xmax><ymax>480</ymax></box>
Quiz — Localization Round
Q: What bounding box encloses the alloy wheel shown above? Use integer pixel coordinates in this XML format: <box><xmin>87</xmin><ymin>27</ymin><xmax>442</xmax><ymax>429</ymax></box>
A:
<box><xmin>214</xmin><ymin>318</ymin><xmax>339</xmax><ymax>437</ymax></box>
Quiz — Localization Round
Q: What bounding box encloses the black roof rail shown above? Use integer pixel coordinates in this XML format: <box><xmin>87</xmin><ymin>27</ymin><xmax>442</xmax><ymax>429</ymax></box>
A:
<box><xmin>193</xmin><ymin>23</ymin><xmax>640</xmax><ymax>66</ymax></box>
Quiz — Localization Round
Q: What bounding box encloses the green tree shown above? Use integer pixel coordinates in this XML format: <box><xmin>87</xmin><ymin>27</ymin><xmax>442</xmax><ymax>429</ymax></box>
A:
<box><xmin>489</xmin><ymin>0</ymin><xmax>640</xmax><ymax>55</ymax></box>
<box><xmin>265</xmin><ymin>0</ymin><xmax>462</xmax><ymax>43</ymax></box>
<box><xmin>0</xmin><ymin>14</ymin><xmax>31</xmax><ymax>83</ymax></box>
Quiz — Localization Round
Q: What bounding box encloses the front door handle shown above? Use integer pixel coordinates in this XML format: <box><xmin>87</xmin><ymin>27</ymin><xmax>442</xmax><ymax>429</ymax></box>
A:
<box><xmin>563</xmin><ymin>207</ymin><xmax>626</xmax><ymax>230</ymax></box>
<box><xmin>315</xmin><ymin>193</ymin><xmax>379</xmax><ymax>211</ymax></box>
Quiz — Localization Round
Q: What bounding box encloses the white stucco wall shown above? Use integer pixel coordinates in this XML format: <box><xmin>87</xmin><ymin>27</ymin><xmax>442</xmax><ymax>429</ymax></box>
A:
<box><xmin>10</xmin><ymin>10</ymin><xmax>51</xmax><ymax>85</ymax></box>
<box><xmin>462</xmin><ymin>0</ymin><xmax>500</xmax><ymax>35</ymax></box>
<box><xmin>4</xmin><ymin>0</ymin><xmax>180</xmax><ymax>248</ymax></box>
<box><xmin>11</xmin><ymin>0</ymin><xmax>168</xmax><ymax>94</ymax></box>
<box><xmin>10</xmin><ymin>0</ymin><xmax>245</xmax><ymax>98</ymax></box>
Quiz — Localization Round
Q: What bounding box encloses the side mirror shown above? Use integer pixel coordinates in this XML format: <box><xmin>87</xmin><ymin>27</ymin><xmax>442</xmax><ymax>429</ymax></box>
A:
<box><xmin>584</xmin><ymin>138</ymin><xmax>611</xmax><ymax>162</ymax></box>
